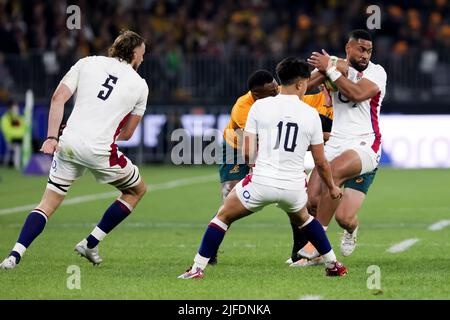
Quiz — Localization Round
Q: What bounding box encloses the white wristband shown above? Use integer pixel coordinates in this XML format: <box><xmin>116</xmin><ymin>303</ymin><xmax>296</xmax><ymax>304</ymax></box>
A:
<box><xmin>326</xmin><ymin>66</ymin><xmax>342</xmax><ymax>82</ymax></box>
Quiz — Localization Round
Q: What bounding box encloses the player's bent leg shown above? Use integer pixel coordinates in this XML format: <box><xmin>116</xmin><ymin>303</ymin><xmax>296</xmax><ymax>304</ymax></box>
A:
<box><xmin>306</xmin><ymin>168</ymin><xmax>321</xmax><ymax>217</ymax></box>
<box><xmin>76</xmin><ymin>167</ymin><xmax>146</xmax><ymax>266</ymax></box>
<box><xmin>118</xmin><ymin>178</ymin><xmax>147</xmax><ymax>208</ymax></box>
<box><xmin>330</xmin><ymin>149</ymin><xmax>364</xmax><ymax>186</ymax></box>
<box><xmin>179</xmin><ymin>188</ymin><xmax>253</xmax><ymax>279</ymax></box>
<box><xmin>313</xmin><ymin>149</ymin><xmax>363</xmax><ymax>244</ymax></box>
<box><xmin>286</xmin><ymin>207</ymin><xmax>347</xmax><ymax>276</ymax></box>
<box><xmin>335</xmin><ymin>188</ymin><xmax>365</xmax><ymax>257</ymax></box>
<box><xmin>211</xmin><ymin>179</ymin><xmax>240</xmax><ymax>265</ymax></box>
<box><xmin>217</xmin><ymin>188</ymin><xmax>253</xmax><ymax>225</ymax></box>
<box><xmin>1</xmin><ymin>185</ymin><xmax>68</xmax><ymax>269</ymax></box>
<box><xmin>335</xmin><ymin>188</ymin><xmax>364</xmax><ymax>232</ymax></box>
<box><xmin>286</xmin><ymin>169</ymin><xmax>324</xmax><ymax>264</ymax></box>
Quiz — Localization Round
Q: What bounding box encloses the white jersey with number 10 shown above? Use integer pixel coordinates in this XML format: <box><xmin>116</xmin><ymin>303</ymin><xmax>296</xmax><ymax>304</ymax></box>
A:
<box><xmin>245</xmin><ymin>94</ymin><xmax>324</xmax><ymax>190</ymax></box>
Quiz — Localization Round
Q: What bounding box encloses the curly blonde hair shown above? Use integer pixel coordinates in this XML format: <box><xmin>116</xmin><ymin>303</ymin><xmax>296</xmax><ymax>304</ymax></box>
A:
<box><xmin>108</xmin><ymin>30</ymin><xmax>145</xmax><ymax>64</ymax></box>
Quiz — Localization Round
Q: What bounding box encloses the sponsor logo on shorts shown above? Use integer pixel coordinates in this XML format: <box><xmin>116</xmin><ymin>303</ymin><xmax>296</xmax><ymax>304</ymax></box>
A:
<box><xmin>229</xmin><ymin>165</ymin><xmax>240</xmax><ymax>174</ymax></box>
<box><xmin>52</xmin><ymin>160</ymin><xmax>57</xmax><ymax>172</ymax></box>
<box><xmin>356</xmin><ymin>178</ymin><xmax>364</xmax><ymax>183</ymax></box>
<box><xmin>243</xmin><ymin>190</ymin><xmax>251</xmax><ymax>199</ymax></box>
<box><xmin>360</xmin><ymin>141</ymin><xmax>366</xmax><ymax>146</ymax></box>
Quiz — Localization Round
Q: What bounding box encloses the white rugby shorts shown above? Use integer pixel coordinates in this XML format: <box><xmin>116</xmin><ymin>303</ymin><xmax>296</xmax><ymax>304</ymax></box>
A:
<box><xmin>47</xmin><ymin>136</ymin><xmax>140</xmax><ymax>195</ymax></box>
<box><xmin>325</xmin><ymin>134</ymin><xmax>381</xmax><ymax>175</ymax></box>
<box><xmin>235</xmin><ymin>175</ymin><xmax>308</xmax><ymax>213</ymax></box>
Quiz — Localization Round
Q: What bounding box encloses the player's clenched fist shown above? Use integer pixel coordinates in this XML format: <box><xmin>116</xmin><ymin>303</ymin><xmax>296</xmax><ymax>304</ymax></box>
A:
<box><xmin>329</xmin><ymin>185</ymin><xmax>343</xmax><ymax>200</ymax></box>
<box><xmin>40</xmin><ymin>138</ymin><xmax>59</xmax><ymax>155</ymax></box>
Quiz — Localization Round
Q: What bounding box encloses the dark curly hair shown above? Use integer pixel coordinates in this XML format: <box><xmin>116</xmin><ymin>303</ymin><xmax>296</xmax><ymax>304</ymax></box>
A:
<box><xmin>108</xmin><ymin>30</ymin><xmax>145</xmax><ymax>64</ymax></box>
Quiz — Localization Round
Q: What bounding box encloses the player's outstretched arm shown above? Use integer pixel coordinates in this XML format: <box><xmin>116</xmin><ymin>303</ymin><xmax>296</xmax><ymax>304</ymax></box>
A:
<box><xmin>310</xmin><ymin>143</ymin><xmax>342</xmax><ymax>200</ymax></box>
<box><xmin>117</xmin><ymin>114</ymin><xmax>143</xmax><ymax>141</ymax></box>
<box><xmin>40</xmin><ymin>83</ymin><xmax>73</xmax><ymax>155</ymax></box>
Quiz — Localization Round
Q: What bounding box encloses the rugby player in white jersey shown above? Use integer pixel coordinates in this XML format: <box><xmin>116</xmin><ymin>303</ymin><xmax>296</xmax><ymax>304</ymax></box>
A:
<box><xmin>1</xmin><ymin>30</ymin><xmax>149</xmax><ymax>269</ymax></box>
<box><xmin>179</xmin><ymin>57</ymin><xmax>348</xmax><ymax>279</ymax></box>
<box><xmin>303</xmin><ymin>29</ymin><xmax>387</xmax><ymax>257</ymax></box>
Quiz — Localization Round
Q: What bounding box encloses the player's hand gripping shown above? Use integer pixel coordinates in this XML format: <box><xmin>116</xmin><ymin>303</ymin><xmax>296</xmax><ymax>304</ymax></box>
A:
<box><xmin>308</xmin><ymin>49</ymin><xmax>348</xmax><ymax>77</ymax></box>
<box><xmin>308</xmin><ymin>50</ymin><xmax>330</xmax><ymax>73</ymax></box>
<box><xmin>40</xmin><ymin>138</ymin><xmax>59</xmax><ymax>155</ymax></box>
<box><xmin>329</xmin><ymin>185</ymin><xmax>343</xmax><ymax>200</ymax></box>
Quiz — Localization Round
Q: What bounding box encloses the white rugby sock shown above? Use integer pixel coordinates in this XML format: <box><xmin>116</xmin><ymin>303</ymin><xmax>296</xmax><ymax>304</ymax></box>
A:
<box><xmin>192</xmin><ymin>253</ymin><xmax>210</xmax><ymax>271</ymax></box>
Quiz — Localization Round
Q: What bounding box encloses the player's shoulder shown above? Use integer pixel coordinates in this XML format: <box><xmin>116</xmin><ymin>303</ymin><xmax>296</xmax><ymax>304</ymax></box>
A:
<box><xmin>367</xmin><ymin>61</ymin><xmax>387</xmax><ymax>76</ymax></box>
<box><xmin>235</xmin><ymin>91</ymin><xmax>254</xmax><ymax>107</ymax></box>
<box><xmin>298</xmin><ymin>99</ymin><xmax>319</xmax><ymax>113</ymax></box>
<box><xmin>252</xmin><ymin>95</ymin><xmax>276</xmax><ymax>109</ymax></box>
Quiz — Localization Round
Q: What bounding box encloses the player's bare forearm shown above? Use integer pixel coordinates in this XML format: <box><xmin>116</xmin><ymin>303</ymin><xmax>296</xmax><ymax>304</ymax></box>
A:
<box><xmin>307</xmin><ymin>71</ymin><xmax>326</xmax><ymax>91</ymax></box>
<box><xmin>117</xmin><ymin>114</ymin><xmax>142</xmax><ymax>141</ymax></box>
<box><xmin>47</xmin><ymin>83</ymin><xmax>72</xmax><ymax>137</ymax></box>
<box><xmin>315</xmin><ymin>160</ymin><xmax>335</xmax><ymax>190</ymax></box>
<box><xmin>333</xmin><ymin>77</ymin><xmax>378</xmax><ymax>103</ymax></box>
<box><xmin>310</xmin><ymin>143</ymin><xmax>335</xmax><ymax>189</ymax></box>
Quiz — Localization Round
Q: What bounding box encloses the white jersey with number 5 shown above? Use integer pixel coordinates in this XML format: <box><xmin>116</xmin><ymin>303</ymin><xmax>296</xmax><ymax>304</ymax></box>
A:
<box><xmin>60</xmin><ymin>56</ymin><xmax>149</xmax><ymax>155</ymax></box>
<box><xmin>245</xmin><ymin>94</ymin><xmax>324</xmax><ymax>190</ymax></box>
<box><xmin>331</xmin><ymin>61</ymin><xmax>387</xmax><ymax>153</ymax></box>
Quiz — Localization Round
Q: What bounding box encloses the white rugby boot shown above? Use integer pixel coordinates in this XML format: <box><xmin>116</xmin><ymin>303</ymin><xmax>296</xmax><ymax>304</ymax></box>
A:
<box><xmin>340</xmin><ymin>226</ymin><xmax>358</xmax><ymax>257</ymax></box>
<box><xmin>0</xmin><ymin>256</ymin><xmax>18</xmax><ymax>269</ymax></box>
<box><xmin>74</xmin><ymin>239</ymin><xmax>103</xmax><ymax>265</ymax></box>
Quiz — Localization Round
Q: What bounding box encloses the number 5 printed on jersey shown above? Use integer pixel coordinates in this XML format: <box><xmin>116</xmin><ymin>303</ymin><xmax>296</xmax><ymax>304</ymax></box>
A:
<box><xmin>98</xmin><ymin>75</ymin><xmax>118</xmax><ymax>101</ymax></box>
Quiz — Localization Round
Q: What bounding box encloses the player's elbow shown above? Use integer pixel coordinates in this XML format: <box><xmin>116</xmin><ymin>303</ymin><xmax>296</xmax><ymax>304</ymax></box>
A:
<box><xmin>348</xmin><ymin>91</ymin><xmax>368</xmax><ymax>103</ymax></box>
<box><xmin>51</xmin><ymin>91</ymin><xmax>65</xmax><ymax>104</ymax></box>
<box><xmin>51</xmin><ymin>84</ymin><xmax>72</xmax><ymax>105</ymax></box>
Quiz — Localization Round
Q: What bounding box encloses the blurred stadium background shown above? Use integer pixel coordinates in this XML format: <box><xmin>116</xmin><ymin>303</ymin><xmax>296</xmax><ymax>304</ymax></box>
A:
<box><xmin>0</xmin><ymin>0</ymin><xmax>449</xmax><ymax>168</ymax></box>
<box><xmin>1</xmin><ymin>0</ymin><xmax>450</xmax><ymax>300</ymax></box>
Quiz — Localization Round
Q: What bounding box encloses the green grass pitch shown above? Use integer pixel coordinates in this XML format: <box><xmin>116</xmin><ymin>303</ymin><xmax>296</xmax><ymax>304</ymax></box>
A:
<box><xmin>0</xmin><ymin>165</ymin><xmax>449</xmax><ymax>299</ymax></box>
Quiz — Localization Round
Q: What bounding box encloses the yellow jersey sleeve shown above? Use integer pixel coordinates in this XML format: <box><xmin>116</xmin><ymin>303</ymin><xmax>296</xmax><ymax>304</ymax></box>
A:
<box><xmin>224</xmin><ymin>91</ymin><xmax>255</xmax><ymax>148</ymax></box>
<box><xmin>230</xmin><ymin>91</ymin><xmax>254</xmax><ymax>129</ymax></box>
<box><xmin>302</xmin><ymin>92</ymin><xmax>333</xmax><ymax>120</ymax></box>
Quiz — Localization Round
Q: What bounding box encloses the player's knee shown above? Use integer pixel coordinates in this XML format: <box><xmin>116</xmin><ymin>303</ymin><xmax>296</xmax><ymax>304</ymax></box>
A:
<box><xmin>47</xmin><ymin>175</ymin><xmax>73</xmax><ymax>196</ymax></box>
<box><xmin>216</xmin><ymin>206</ymin><xmax>236</xmax><ymax>226</ymax></box>
<box><xmin>216</xmin><ymin>211</ymin><xmax>231</xmax><ymax>225</ymax></box>
<box><xmin>335</xmin><ymin>212</ymin><xmax>354</xmax><ymax>229</ymax></box>
<box><xmin>138</xmin><ymin>183</ymin><xmax>147</xmax><ymax>198</ymax></box>
<box><xmin>306</xmin><ymin>198</ymin><xmax>318</xmax><ymax>216</ymax></box>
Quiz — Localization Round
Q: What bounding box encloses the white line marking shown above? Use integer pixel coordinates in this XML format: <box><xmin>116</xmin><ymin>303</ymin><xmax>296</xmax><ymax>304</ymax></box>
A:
<box><xmin>428</xmin><ymin>220</ymin><xmax>450</xmax><ymax>231</ymax></box>
<box><xmin>386</xmin><ymin>238</ymin><xmax>419</xmax><ymax>253</ymax></box>
<box><xmin>0</xmin><ymin>174</ymin><xmax>216</xmax><ymax>216</ymax></box>
<box><xmin>299</xmin><ymin>295</ymin><xmax>321</xmax><ymax>300</ymax></box>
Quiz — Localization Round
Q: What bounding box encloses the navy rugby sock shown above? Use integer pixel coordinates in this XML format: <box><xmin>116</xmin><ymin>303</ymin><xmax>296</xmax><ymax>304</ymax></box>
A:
<box><xmin>11</xmin><ymin>209</ymin><xmax>48</xmax><ymax>263</ymax></box>
<box><xmin>86</xmin><ymin>199</ymin><xmax>132</xmax><ymax>249</ymax></box>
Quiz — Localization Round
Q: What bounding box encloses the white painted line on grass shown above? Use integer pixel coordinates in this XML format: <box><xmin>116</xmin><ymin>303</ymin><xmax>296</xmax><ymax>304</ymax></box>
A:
<box><xmin>428</xmin><ymin>220</ymin><xmax>450</xmax><ymax>231</ymax></box>
<box><xmin>386</xmin><ymin>238</ymin><xmax>419</xmax><ymax>253</ymax></box>
<box><xmin>299</xmin><ymin>295</ymin><xmax>321</xmax><ymax>300</ymax></box>
<box><xmin>0</xmin><ymin>174</ymin><xmax>217</xmax><ymax>216</ymax></box>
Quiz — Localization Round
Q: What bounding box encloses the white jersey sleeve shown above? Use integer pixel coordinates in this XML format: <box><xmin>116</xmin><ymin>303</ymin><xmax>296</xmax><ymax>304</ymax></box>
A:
<box><xmin>244</xmin><ymin>102</ymin><xmax>258</xmax><ymax>134</ymax></box>
<box><xmin>310</xmin><ymin>111</ymin><xmax>324</xmax><ymax>145</ymax></box>
<box><xmin>362</xmin><ymin>64</ymin><xmax>387</xmax><ymax>93</ymax></box>
<box><xmin>60</xmin><ymin>57</ymin><xmax>88</xmax><ymax>93</ymax></box>
<box><xmin>131</xmin><ymin>82</ymin><xmax>149</xmax><ymax>116</ymax></box>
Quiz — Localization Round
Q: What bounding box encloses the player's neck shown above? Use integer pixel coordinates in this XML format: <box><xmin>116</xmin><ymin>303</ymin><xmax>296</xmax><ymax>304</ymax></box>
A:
<box><xmin>279</xmin><ymin>86</ymin><xmax>303</xmax><ymax>99</ymax></box>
